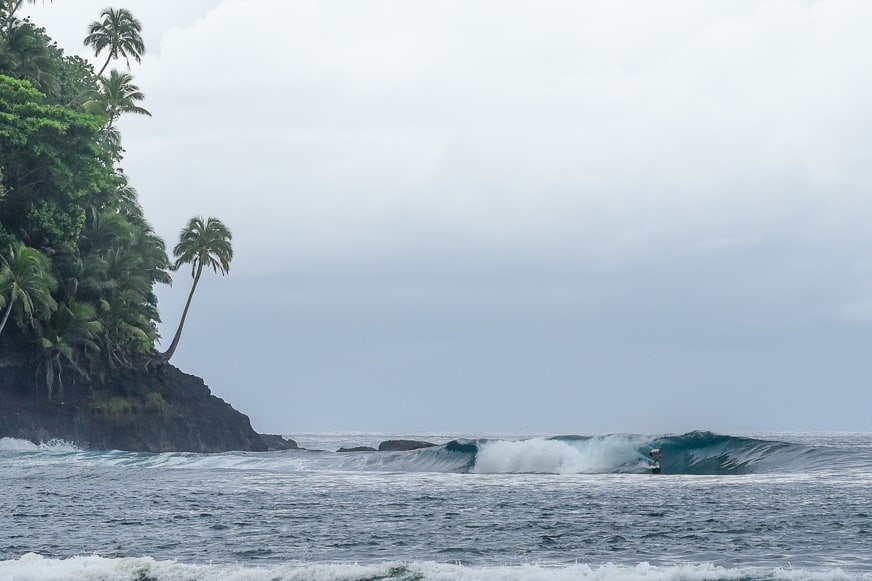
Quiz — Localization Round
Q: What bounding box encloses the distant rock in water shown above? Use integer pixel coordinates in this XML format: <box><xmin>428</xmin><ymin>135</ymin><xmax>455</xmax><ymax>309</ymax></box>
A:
<box><xmin>261</xmin><ymin>434</ymin><xmax>298</xmax><ymax>451</ymax></box>
<box><xmin>338</xmin><ymin>446</ymin><xmax>378</xmax><ymax>452</ymax></box>
<box><xmin>378</xmin><ymin>440</ymin><xmax>437</xmax><ymax>452</ymax></box>
<box><xmin>0</xmin><ymin>358</ymin><xmax>273</xmax><ymax>453</ymax></box>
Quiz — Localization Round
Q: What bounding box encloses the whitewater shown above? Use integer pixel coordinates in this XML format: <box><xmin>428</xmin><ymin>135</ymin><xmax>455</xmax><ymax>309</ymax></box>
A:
<box><xmin>2</xmin><ymin>431</ymin><xmax>871</xmax><ymax>580</ymax></box>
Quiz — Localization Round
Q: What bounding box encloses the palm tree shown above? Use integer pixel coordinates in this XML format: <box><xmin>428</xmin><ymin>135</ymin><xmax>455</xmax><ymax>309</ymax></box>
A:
<box><xmin>1</xmin><ymin>0</ymin><xmax>51</xmax><ymax>33</ymax></box>
<box><xmin>0</xmin><ymin>22</ymin><xmax>60</xmax><ymax>95</ymax></box>
<box><xmin>82</xmin><ymin>70</ymin><xmax>150</xmax><ymax>160</ymax></box>
<box><xmin>83</xmin><ymin>7</ymin><xmax>144</xmax><ymax>78</ymax></box>
<box><xmin>161</xmin><ymin>217</ymin><xmax>232</xmax><ymax>362</ymax></box>
<box><xmin>0</xmin><ymin>243</ymin><xmax>57</xmax><ymax>338</ymax></box>
<box><xmin>37</xmin><ymin>299</ymin><xmax>101</xmax><ymax>401</ymax></box>
<box><xmin>83</xmin><ymin>69</ymin><xmax>151</xmax><ymax>129</ymax></box>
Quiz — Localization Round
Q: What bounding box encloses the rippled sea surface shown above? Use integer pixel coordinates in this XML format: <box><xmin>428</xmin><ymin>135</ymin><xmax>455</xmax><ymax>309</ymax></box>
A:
<box><xmin>1</xmin><ymin>432</ymin><xmax>871</xmax><ymax>580</ymax></box>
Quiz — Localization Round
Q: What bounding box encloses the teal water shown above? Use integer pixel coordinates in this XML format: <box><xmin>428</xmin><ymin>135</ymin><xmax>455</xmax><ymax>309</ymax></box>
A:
<box><xmin>1</xmin><ymin>431</ymin><xmax>870</xmax><ymax>580</ymax></box>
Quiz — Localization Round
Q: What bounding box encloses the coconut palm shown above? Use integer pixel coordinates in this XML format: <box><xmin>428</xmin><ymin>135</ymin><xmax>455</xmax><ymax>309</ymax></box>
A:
<box><xmin>0</xmin><ymin>21</ymin><xmax>61</xmax><ymax>96</ymax></box>
<box><xmin>37</xmin><ymin>299</ymin><xmax>101</xmax><ymax>401</ymax></box>
<box><xmin>83</xmin><ymin>69</ymin><xmax>151</xmax><ymax>129</ymax></box>
<box><xmin>83</xmin><ymin>7</ymin><xmax>144</xmax><ymax>77</ymax></box>
<box><xmin>0</xmin><ymin>243</ymin><xmax>57</xmax><ymax>338</ymax></box>
<box><xmin>161</xmin><ymin>217</ymin><xmax>232</xmax><ymax>362</ymax></box>
<box><xmin>76</xmin><ymin>210</ymin><xmax>169</xmax><ymax>364</ymax></box>
<box><xmin>82</xmin><ymin>70</ymin><xmax>150</xmax><ymax>160</ymax></box>
<box><xmin>0</xmin><ymin>0</ymin><xmax>51</xmax><ymax>33</ymax></box>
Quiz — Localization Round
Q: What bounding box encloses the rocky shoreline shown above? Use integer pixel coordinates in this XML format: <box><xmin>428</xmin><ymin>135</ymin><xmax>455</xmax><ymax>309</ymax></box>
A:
<box><xmin>0</xmin><ymin>355</ymin><xmax>297</xmax><ymax>453</ymax></box>
<box><xmin>1</xmin><ymin>347</ymin><xmax>444</xmax><ymax>454</ymax></box>
<box><xmin>336</xmin><ymin>440</ymin><xmax>437</xmax><ymax>453</ymax></box>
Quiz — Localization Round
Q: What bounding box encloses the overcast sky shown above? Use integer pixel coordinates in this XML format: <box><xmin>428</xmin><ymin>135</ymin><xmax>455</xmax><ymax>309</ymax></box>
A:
<box><xmin>23</xmin><ymin>0</ymin><xmax>872</xmax><ymax>434</ymax></box>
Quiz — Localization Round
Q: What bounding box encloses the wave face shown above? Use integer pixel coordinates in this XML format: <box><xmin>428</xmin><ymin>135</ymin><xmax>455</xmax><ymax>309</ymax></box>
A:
<box><xmin>1</xmin><ymin>431</ymin><xmax>865</xmax><ymax>475</ymax></box>
<box><xmin>1</xmin><ymin>553</ymin><xmax>866</xmax><ymax>581</ymax></box>
<box><xmin>457</xmin><ymin>430</ymin><xmax>859</xmax><ymax>475</ymax></box>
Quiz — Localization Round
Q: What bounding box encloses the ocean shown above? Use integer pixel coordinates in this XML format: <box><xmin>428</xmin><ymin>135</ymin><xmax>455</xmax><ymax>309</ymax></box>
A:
<box><xmin>1</xmin><ymin>431</ymin><xmax>870</xmax><ymax>580</ymax></box>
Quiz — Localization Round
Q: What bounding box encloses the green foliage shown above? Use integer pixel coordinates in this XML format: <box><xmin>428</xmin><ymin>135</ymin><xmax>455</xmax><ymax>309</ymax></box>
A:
<box><xmin>172</xmin><ymin>216</ymin><xmax>234</xmax><ymax>276</ymax></box>
<box><xmin>0</xmin><ymin>16</ymin><xmax>92</xmax><ymax>104</ymax></box>
<box><xmin>162</xmin><ymin>217</ymin><xmax>233</xmax><ymax>361</ymax></box>
<box><xmin>94</xmin><ymin>395</ymin><xmax>132</xmax><ymax>418</ymax></box>
<box><xmin>36</xmin><ymin>299</ymin><xmax>102</xmax><ymax>400</ymax></box>
<box><xmin>0</xmin><ymin>6</ymin><xmax>176</xmax><ymax>399</ymax></box>
<box><xmin>0</xmin><ymin>242</ymin><xmax>57</xmax><ymax>337</ymax></box>
<box><xmin>143</xmin><ymin>391</ymin><xmax>168</xmax><ymax>414</ymax></box>
<box><xmin>82</xmin><ymin>69</ymin><xmax>151</xmax><ymax>160</ymax></box>
<box><xmin>0</xmin><ymin>75</ymin><xmax>114</xmax><ymax>247</ymax></box>
<box><xmin>94</xmin><ymin>392</ymin><xmax>168</xmax><ymax>419</ymax></box>
<box><xmin>0</xmin><ymin>220</ymin><xmax>16</xmax><ymax>251</ymax></box>
<box><xmin>84</xmin><ymin>7</ymin><xmax>144</xmax><ymax>78</ymax></box>
<box><xmin>0</xmin><ymin>21</ymin><xmax>60</xmax><ymax>96</ymax></box>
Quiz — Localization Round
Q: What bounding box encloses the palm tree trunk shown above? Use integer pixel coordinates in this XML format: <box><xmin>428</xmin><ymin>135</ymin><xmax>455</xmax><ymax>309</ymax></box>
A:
<box><xmin>161</xmin><ymin>262</ymin><xmax>202</xmax><ymax>362</ymax></box>
<box><xmin>10</xmin><ymin>0</ymin><xmax>25</xmax><ymax>15</ymax></box>
<box><xmin>97</xmin><ymin>55</ymin><xmax>111</xmax><ymax>78</ymax></box>
<box><xmin>0</xmin><ymin>300</ymin><xmax>13</xmax><ymax>338</ymax></box>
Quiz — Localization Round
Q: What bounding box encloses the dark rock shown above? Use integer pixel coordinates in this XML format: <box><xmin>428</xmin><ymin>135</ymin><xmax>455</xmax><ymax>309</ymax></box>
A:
<box><xmin>0</xmin><ymin>359</ymin><xmax>269</xmax><ymax>453</ymax></box>
<box><xmin>261</xmin><ymin>434</ymin><xmax>298</xmax><ymax>451</ymax></box>
<box><xmin>337</xmin><ymin>446</ymin><xmax>377</xmax><ymax>452</ymax></box>
<box><xmin>378</xmin><ymin>439</ymin><xmax>437</xmax><ymax>451</ymax></box>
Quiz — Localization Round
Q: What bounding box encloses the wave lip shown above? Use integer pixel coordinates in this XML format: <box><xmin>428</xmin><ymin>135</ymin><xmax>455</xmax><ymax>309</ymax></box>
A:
<box><xmin>466</xmin><ymin>431</ymin><xmax>845</xmax><ymax>475</ymax></box>
<box><xmin>1</xmin><ymin>432</ymin><xmax>861</xmax><ymax>476</ymax></box>
<box><xmin>470</xmin><ymin>434</ymin><xmax>650</xmax><ymax>474</ymax></box>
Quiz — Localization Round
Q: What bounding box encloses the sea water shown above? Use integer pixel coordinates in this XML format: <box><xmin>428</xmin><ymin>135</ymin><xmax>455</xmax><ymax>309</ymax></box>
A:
<box><xmin>1</xmin><ymin>431</ymin><xmax>870</xmax><ymax>580</ymax></box>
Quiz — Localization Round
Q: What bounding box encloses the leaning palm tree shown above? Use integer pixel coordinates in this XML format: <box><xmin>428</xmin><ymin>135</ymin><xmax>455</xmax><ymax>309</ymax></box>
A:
<box><xmin>0</xmin><ymin>243</ymin><xmax>58</xmax><ymax>338</ymax></box>
<box><xmin>83</xmin><ymin>7</ymin><xmax>145</xmax><ymax>77</ymax></box>
<box><xmin>161</xmin><ymin>217</ymin><xmax>232</xmax><ymax>362</ymax></box>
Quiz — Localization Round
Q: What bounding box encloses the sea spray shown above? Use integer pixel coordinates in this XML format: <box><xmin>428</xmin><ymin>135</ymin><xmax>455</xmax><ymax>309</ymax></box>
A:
<box><xmin>0</xmin><ymin>554</ymin><xmax>865</xmax><ymax>581</ymax></box>
<box><xmin>0</xmin><ymin>438</ymin><xmax>81</xmax><ymax>453</ymax></box>
<box><xmin>2</xmin><ymin>433</ymin><xmax>871</xmax><ymax>574</ymax></box>
<box><xmin>470</xmin><ymin>438</ymin><xmax>648</xmax><ymax>474</ymax></box>
<box><xmin>0</xmin><ymin>432</ymin><xmax>855</xmax><ymax>475</ymax></box>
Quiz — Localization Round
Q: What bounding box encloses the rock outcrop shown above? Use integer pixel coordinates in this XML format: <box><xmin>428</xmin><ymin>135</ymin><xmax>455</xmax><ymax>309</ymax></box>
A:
<box><xmin>337</xmin><ymin>446</ymin><xmax>377</xmax><ymax>452</ymax></box>
<box><xmin>261</xmin><ymin>433</ymin><xmax>299</xmax><ymax>451</ymax></box>
<box><xmin>0</xmin><ymin>355</ymin><xmax>281</xmax><ymax>453</ymax></box>
<box><xmin>378</xmin><ymin>440</ymin><xmax>437</xmax><ymax>451</ymax></box>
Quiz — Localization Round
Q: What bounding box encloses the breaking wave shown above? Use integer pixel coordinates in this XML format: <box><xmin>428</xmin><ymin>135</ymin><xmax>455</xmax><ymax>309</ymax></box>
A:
<box><xmin>1</xmin><ymin>431</ymin><xmax>866</xmax><ymax>475</ymax></box>
<box><xmin>0</xmin><ymin>437</ymin><xmax>81</xmax><ymax>453</ymax></box>
<box><xmin>0</xmin><ymin>553</ymin><xmax>866</xmax><ymax>581</ymax></box>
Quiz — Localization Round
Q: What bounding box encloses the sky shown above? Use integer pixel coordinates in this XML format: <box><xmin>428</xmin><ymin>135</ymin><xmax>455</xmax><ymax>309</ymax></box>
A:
<box><xmin>21</xmin><ymin>0</ymin><xmax>872</xmax><ymax>435</ymax></box>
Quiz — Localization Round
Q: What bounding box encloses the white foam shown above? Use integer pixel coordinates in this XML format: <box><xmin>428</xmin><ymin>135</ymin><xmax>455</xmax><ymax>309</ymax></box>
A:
<box><xmin>471</xmin><ymin>436</ymin><xmax>650</xmax><ymax>474</ymax></box>
<box><xmin>0</xmin><ymin>554</ymin><xmax>863</xmax><ymax>581</ymax></box>
<box><xmin>0</xmin><ymin>438</ymin><xmax>81</xmax><ymax>453</ymax></box>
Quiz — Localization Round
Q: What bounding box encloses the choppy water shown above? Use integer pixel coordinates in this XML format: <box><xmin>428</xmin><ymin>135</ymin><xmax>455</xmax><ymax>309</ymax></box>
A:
<box><xmin>1</xmin><ymin>431</ymin><xmax>871</xmax><ymax>580</ymax></box>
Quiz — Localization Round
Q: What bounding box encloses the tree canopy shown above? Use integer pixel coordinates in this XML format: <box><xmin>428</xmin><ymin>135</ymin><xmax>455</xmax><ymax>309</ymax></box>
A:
<box><xmin>0</xmin><ymin>4</ymin><xmax>229</xmax><ymax>400</ymax></box>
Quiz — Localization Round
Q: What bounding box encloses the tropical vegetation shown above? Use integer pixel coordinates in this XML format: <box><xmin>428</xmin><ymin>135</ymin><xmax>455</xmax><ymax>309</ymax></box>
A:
<box><xmin>161</xmin><ymin>216</ymin><xmax>232</xmax><ymax>362</ymax></box>
<box><xmin>0</xmin><ymin>2</ymin><xmax>231</xmax><ymax>401</ymax></box>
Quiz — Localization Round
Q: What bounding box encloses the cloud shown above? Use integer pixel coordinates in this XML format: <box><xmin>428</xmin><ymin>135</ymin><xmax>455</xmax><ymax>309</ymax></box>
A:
<box><xmin>23</xmin><ymin>0</ymin><xmax>872</xmax><ymax>431</ymax></box>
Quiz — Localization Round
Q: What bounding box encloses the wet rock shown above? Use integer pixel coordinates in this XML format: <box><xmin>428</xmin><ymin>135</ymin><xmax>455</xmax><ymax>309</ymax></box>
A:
<box><xmin>378</xmin><ymin>439</ymin><xmax>437</xmax><ymax>451</ymax></box>
<box><xmin>261</xmin><ymin>434</ymin><xmax>298</xmax><ymax>451</ymax></box>
<box><xmin>0</xmin><ymin>359</ymin><xmax>271</xmax><ymax>453</ymax></box>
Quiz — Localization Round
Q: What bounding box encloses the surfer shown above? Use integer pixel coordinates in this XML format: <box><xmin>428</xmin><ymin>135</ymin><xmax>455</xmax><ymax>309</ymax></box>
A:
<box><xmin>649</xmin><ymin>448</ymin><xmax>662</xmax><ymax>474</ymax></box>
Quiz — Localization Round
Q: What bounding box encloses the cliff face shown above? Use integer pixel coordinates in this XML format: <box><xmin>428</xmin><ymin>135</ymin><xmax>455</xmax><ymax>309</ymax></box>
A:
<box><xmin>0</xmin><ymin>356</ymin><xmax>290</xmax><ymax>453</ymax></box>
